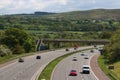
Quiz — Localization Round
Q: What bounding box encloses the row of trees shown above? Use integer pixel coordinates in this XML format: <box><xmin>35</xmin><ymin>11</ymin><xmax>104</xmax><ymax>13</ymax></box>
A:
<box><xmin>104</xmin><ymin>29</ymin><xmax>120</xmax><ymax>62</ymax></box>
<box><xmin>0</xmin><ymin>16</ymin><xmax>120</xmax><ymax>32</ymax></box>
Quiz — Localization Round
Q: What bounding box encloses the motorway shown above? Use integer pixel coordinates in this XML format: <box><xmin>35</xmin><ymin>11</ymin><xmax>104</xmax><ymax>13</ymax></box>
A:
<box><xmin>0</xmin><ymin>46</ymin><xmax>93</xmax><ymax>80</ymax></box>
<box><xmin>52</xmin><ymin>49</ymin><xmax>100</xmax><ymax>80</ymax></box>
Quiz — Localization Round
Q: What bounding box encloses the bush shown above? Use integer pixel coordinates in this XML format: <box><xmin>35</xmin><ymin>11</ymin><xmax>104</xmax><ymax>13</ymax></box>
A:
<box><xmin>13</xmin><ymin>44</ymin><xmax>25</xmax><ymax>54</ymax></box>
<box><xmin>0</xmin><ymin>45</ymin><xmax>12</xmax><ymax>57</ymax></box>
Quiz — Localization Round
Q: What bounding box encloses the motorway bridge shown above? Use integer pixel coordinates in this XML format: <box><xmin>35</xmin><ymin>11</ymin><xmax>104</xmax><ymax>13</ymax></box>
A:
<box><xmin>36</xmin><ymin>39</ymin><xmax>109</xmax><ymax>51</ymax></box>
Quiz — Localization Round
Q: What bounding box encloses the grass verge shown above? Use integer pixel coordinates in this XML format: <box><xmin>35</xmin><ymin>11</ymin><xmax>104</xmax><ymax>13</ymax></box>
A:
<box><xmin>0</xmin><ymin>50</ymin><xmax>49</xmax><ymax>64</ymax></box>
<box><xmin>98</xmin><ymin>55</ymin><xmax>120</xmax><ymax>80</ymax></box>
<box><xmin>38</xmin><ymin>49</ymin><xmax>91</xmax><ymax>80</ymax></box>
<box><xmin>0</xmin><ymin>52</ymin><xmax>37</xmax><ymax>64</ymax></box>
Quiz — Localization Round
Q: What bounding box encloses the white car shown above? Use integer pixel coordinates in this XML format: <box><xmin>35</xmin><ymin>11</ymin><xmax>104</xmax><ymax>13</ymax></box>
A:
<box><xmin>82</xmin><ymin>65</ymin><xmax>90</xmax><ymax>74</ymax></box>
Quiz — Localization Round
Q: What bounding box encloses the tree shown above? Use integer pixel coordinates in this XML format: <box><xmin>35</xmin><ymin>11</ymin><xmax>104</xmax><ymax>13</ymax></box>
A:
<box><xmin>23</xmin><ymin>38</ymin><xmax>35</xmax><ymax>52</ymax></box>
<box><xmin>2</xmin><ymin>28</ymin><xmax>28</xmax><ymax>48</ymax></box>
<box><xmin>1</xmin><ymin>28</ymin><xmax>35</xmax><ymax>54</ymax></box>
<box><xmin>104</xmin><ymin>29</ymin><xmax>120</xmax><ymax>62</ymax></box>
<box><xmin>0</xmin><ymin>23</ymin><xmax>4</xmax><ymax>29</ymax></box>
<box><xmin>99</xmin><ymin>31</ymin><xmax>112</xmax><ymax>39</ymax></box>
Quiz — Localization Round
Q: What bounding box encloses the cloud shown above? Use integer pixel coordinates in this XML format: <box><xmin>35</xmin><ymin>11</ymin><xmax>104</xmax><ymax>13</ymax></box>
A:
<box><xmin>9</xmin><ymin>0</ymin><xmax>26</xmax><ymax>10</ymax></box>
<box><xmin>0</xmin><ymin>0</ymin><xmax>14</xmax><ymax>8</ymax></box>
<box><xmin>57</xmin><ymin>0</ymin><xmax>68</xmax><ymax>5</ymax></box>
<box><xmin>6</xmin><ymin>0</ymin><xmax>69</xmax><ymax>11</ymax></box>
<box><xmin>92</xmin><ymin>0</ymin><xmax>96</xmax><ymax>4</ymax></box>
<box><xmin>0</xmin><ymin>0</ymin><xmax>120</xmax><ymax>14</ymax></box>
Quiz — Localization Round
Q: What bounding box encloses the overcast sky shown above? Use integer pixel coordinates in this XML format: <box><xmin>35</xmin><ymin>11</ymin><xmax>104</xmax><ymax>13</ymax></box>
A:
<box><xmin>0</xmin><ymin>0</ymin><xmax>120</xmax><ymax>15</ymax></box>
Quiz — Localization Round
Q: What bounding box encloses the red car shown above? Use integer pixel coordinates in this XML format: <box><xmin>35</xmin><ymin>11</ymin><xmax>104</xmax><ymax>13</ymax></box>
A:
<box><xmin>69</xmin><ymin>70</ymin><xmax>77</xmax><ymax>76</ymax></box>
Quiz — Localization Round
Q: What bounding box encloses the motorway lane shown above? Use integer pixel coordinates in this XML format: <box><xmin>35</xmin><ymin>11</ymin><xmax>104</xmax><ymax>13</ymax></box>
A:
<box><xmin>52</xmin><ymin>49</ymin><xmax>100</xmax><ymax>80</ymax></box>
<box><xmin>0</xmin><ymin>46</ymin><xmax>93</xmax><ymax>80</ymax></box>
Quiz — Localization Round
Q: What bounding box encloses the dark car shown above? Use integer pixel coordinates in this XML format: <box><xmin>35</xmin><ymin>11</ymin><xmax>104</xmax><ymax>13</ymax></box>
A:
<box><xmin>72</xmin><ymin>58</ymin><xmax>77</xmax><ymax>61</ymax></box>
<box><xmin>69</xmin><ymin>70</ymin><xmax>77</xmax><ymax>76</ymax></box>
<box><xmin>94</xmin><ymin>45</ymin><xmax>97</xmax><ymax>48</ymax></box>
<box><xmin>36</xmin><ymin>55</ymin><xmax>41</xmax><ymax>59</ymax></box>
<box><xmin>81</xmin><ymin>53</ymin><xmax>85</xmax><ymax>56</ymax></box>
<box><xmin>99</xmin><ymin>49</ymin><xmax>105</xmax><ymax>55</ymax></box>
<box><xmin>84</xmin><ymin>56</ymin><xmax>89</xmax><ymax>59</ymax></box>
<box><xmin>74</xmin><ymin>47</ymin><xmax>76</xmax><ymax>50</ymax></box>
<box><xmin>66</xmin><ymin>48</ymin><xmax>69</xmax><ymax>51</ymax></box>
<box><xmin>90</xmin><ymin>50</ymin><xmax>94</xmax><ymax>53</ymax></box>
<box><xmin>18</xmin><ymin>58</ymin><xmax>24</xmax><ymax>62</ymax></box>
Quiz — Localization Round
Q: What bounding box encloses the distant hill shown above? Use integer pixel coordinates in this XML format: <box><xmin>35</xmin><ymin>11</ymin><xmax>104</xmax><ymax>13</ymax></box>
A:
<box><xmin>9</xmin><ymin>11</ymin><xmax>56</xmax><ymax>16</ymax></box>
<box><xmin>34</xmin><ymin>12</ymin><xmax>55</xmax><ymax>15</ymax></box>
<box><xmin>7</xmin><ymin>9</ymin><xmax>120</xmax><ymax>19</ymax></box>
<box><xmin>44</xmin><ymin>9</ymin><xmax>120</xmax><ymax>20</ymax></box>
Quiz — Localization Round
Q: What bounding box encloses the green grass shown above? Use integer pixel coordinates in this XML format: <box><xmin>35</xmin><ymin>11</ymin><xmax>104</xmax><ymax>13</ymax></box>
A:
<box><xmin>98</xmin><ymin>56</ymin><xmax>109</xmax><ymax>74</ymax></box>
<box><xmin>38</xmin><ymin>48</ymin><xmax>92</xmax><ymax>80</ymax></box>
<box><xmin>0</xmin><ymin>50</ymin><xmax>49</xmax><ymax>64</ymax></box>
<box><xmin>98</xmin><ymin>55</ymin><xmax>120</xmax><ymax>80</ymax></box>
<box><xmin>111</xmin><ymin>61</ymin><xmax>120</xmax><ymax>79</ymax></box>
<box><xmin>39</xmin><ymin>57</ymin><xmax>63</xmax><ymax>80</ymax></box>
<box><xmin>0</xmin><ymin>52</ymin><xmax>36</xmax><ymax>64</ymax></box>
<box><xmin>0</xmin><ymin>55</ymin><xmax>16</xmax><ymax>64</ymax></box>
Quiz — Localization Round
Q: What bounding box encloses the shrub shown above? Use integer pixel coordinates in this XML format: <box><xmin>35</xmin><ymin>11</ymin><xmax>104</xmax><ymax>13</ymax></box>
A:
<box><xmin>13</xmin><ymin>44</ymin><xmax>25</xmax><ymax>54</ymax></box>
<box><xmin>0</xmin><ymin>45</ymin><xmax>12</xmax><ymax>57</ymax></box>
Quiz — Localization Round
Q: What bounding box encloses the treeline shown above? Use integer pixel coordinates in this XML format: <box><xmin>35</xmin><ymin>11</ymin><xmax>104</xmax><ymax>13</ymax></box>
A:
<box><xmin>103</xmin><ymin>29</ymin><xmax>120</xmax><ymax>62</ymax></box>
<box><xmin>0</xmin><ymin>15</ymin><xmax>120</xmax><ymax>32</ymax></box>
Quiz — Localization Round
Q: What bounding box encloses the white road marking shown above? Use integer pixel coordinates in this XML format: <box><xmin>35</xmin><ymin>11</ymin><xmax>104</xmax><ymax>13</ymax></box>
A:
<box><xmin>31</xmin><ymin>63</ymin><xmax>48</xmax><ymax>80</ymax></box>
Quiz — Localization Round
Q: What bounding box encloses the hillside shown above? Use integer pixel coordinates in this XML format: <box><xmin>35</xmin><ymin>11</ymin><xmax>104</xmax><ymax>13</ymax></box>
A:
<box><xmin>8</xmin><ymin>11</ymin><xmax>56</xmax><ymax>16</ymax></box>
<box><xmin>6</xmin><ymin>9</ymin><xmax>120</xmax><ymax>20</ymax></box>
<box><xmin>45</xmin><ymin>9</ymin><xmax>120</xmax><ymax>20</ymax></box>
<box><xmin>34</xmin><ymin>12</ymin><xmax>55</xmax><ymax>15</ymax></box>
<box><xmin>0</xmin><ymin>9</ymin><xmax>120</xmax><ymax>32</ymax></box>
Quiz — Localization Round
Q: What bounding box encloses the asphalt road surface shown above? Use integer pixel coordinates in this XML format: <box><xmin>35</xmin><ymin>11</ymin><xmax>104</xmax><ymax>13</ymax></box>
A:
<box><xmin>0</xmin><ymin>46</ymin><xmax>93</xmax><ymax>80</ymax></box>
<box><xmin>52</xmin><ymin>49</ymin><xmax>100</xmax><ymax>80</ymax></box>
